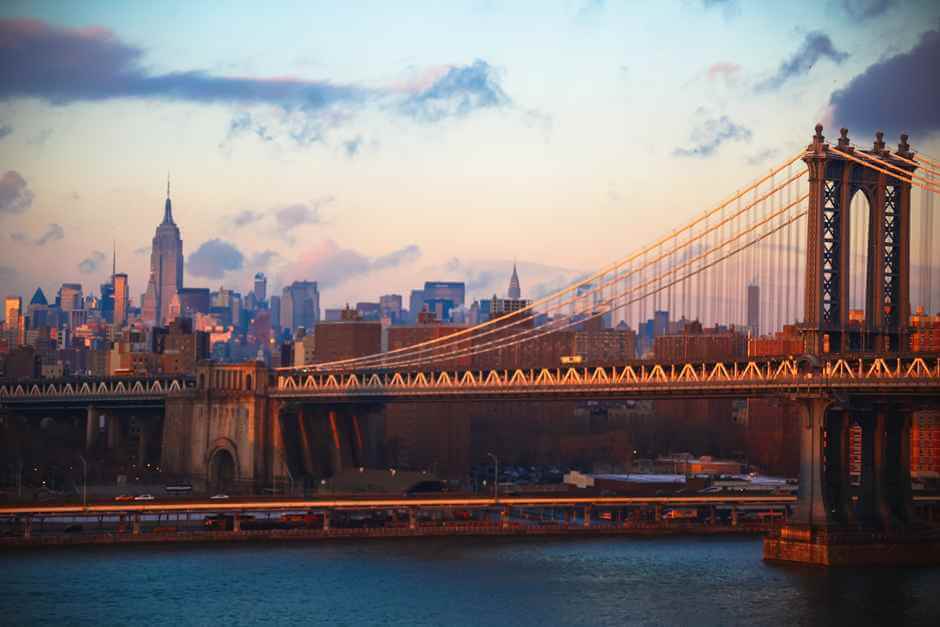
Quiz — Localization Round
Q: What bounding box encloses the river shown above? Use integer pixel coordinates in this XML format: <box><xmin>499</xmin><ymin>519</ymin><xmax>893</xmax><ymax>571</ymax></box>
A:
<box><xmin>3</xmin><ymin>536</ymin><xmax>939</xmax><ymax>626</ymax></box>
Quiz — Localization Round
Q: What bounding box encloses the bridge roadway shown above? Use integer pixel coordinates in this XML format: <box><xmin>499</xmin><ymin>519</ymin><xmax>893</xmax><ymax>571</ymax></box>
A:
<box><xmin>266</xmin><ymin>355</ymin><xmax>940</xmax><ymax>402</ymax></box>
<box><xmin>0</xmin><ymin>494</ymin><xmax>804</xmax><ymax>517</ymax></box>
<box><xmin>2</xmin><ymin>355</ymin><xmax>939</xmax><ymax>406</ymax></box>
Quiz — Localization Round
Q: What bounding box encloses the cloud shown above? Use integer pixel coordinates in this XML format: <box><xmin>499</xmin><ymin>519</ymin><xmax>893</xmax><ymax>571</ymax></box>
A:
<box><xmin>828</xmin><ymin>28</ymin><xmax>940</xmax><ymax>136</ymax></box>
<box><xmin>10</xmin><ymin>232</ymin><xmax>27</xmax><ymax>242</ymax></box>
<box><xmin>283</xmin><ymin>240</ymin><xmax>422</xmax><ymax>288</ymax></box>
<box><xmin>35</xmin><ymin>223</ymin><xmax>64</xmax><ymax>246</ymax></box>
<box><xmin>249</xmin><ymin>250</ymin><xmax>279</xmax><ymax>269</ymax></box>
<box><xmin>399</xmin><ymin>60</ymin><xmax>510</xmax><ymax>123</ymax></box>
<box><xmin>224</xmin><ymin>112</ymin><xmax>274</xmax><ymax>144</ymax></box>
<box><xmin>342</xmin><ymin>135</ymin><xmax>363</xmax><ymax>157</ymax></box>
<box><xmin>0</xmin><ymin>124</ymin><xmax>11</xmax><ymax>140</ymax></box>
<box><xmin>231</xmin><ymin>209</ymin><xmax>263</xmax><ymax>227</ymax></box>
<box><xmin>756</xmin><ymin>32</ymin><xmax>848</xmax><ymax>91</ymax></box>
<box><xmin>673</xmin><ymin>116</ymin><xmax>752</xmax><ymax>157</ymax></box>
<box><xmin>78</xmin><ymin>250</ymin><xmax>106</xmax><ymax>274</ymax></box>
<box><xmin>746</xmin><ymin>148</ymin><xmax>780</xmax><ymax>165</ymax></box>
<box><xmin>373</xmin><ymin>244</ymin><xmax>421</xmax><ymax>270</ymax></box>
<box><xmin>188</xmin><ymin>238</ymin><xmax>245</xmax><ymax>279</ymax></box>
<box><xmin>839</xmin><ymin>0</ymin><xmax>895</xmax><ymax>20</ymax></box>
<box><xmin>0</xmin><ymin>19</ymin><xmax>363</xmax><ymax>108</ymax></box>
<box><xmin>275</xmin><ymin>197</ymin><xmax>332</xmax><ymax>231</ymax></box>
<box><xmin>0</xmin><ymin>170</ymin><xmax>34</xmax><ymax>215</ymax></box>
<box><xmin>133</xmin><ymin>245</ymin><xmax>150</xmax><ymax>255</ymax></box>
<box><xmin>0</xmin><ymin>19</ymin><xmax>514</xmax><ymax>141</ymax></box>
<box><xmin>705</xmin><ymin>62</ymin><xmax>742</xmax><ymax>86</ymax></box>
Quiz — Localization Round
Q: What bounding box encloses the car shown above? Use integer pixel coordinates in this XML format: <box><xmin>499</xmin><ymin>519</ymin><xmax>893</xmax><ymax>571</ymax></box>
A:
<box><xmin>114</xmin><ymin>494</ymin><xmax>134</xmax><ymax>501</ymax></box>
<box><xmin>133</xmin><ymin>494</ymin><xmax>155</xmax><ymax>501</ymax></box>
<box><xmin>209</xmin><ymin>494</ymin><xmax>230</xmax><ymax>500</ymax></box>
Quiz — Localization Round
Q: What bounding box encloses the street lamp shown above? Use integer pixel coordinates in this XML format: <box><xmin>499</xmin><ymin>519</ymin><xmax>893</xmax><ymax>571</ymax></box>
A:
<box><xmin>78</xmin><ymin>455</ymin><xmax>87</xmax><ymax>508</ymax></box>
<box><xmin>487</xmin><ymin>452</ymin><xmax>499</xmax><ymax>502</ymax></box>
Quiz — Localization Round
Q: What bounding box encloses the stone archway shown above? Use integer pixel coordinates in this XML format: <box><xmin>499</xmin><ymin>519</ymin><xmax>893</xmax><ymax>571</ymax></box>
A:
<box><xmin>208</xmin><ymin>447</ymin><xmax>237</xmax><ymax>494</ymax></box>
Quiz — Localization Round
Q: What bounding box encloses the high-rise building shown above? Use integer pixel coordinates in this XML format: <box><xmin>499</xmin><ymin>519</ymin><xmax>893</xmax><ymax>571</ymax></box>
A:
<box><xmin>4</xmin><ymin>296</ymin><xmax>21</xmax><ymax>328</ymax></box>
<box><xmin>424</xmin><ymin>281</ymin><xmax>465</xmax><ymax>308</ymax></box>
<box><xmin>270</xmin><ymin>295</ymin><xmax>281</xmax><ymax>329</ymax></box>
<box><xmin>113</xmin><ymin>273</ymin><xmax>129</xmax><ymax>328</ymax></box>
<box><xmin>4</xmin><ymin>296</ymin><xmax>23</xmax><ymax>347</ymax></box>
<box><xmin>421</xmin><ymin>281</ymin><xmax>465</xmax><ymax>323</ymax></box>
<box><xmin>145</xmin><ymin>179</ymin><xmax>184</xmax><ymax>325</ymax></box>
<box><xmin>408</xmin><ymin>289</ymin><xmax>425</xmax><ymax>323</ymax></box>
<box><xmin>508</xmin><ymin>263</ymin><xmax>521</xmax><ymax>300</ymax></box>
<box><xmin>254</xmin><ymin>272</ymin><xmax>267</xmax><ymax>303</ymax></box>
<box><xmin>280</xmin><ymin>281</ymin><xmax>319</xmax><ymax>333</ymax></box>
<box><xmin>57</xmin><ymin>283</ymin><xmax>83</xmax><ymax>311</ymax></box>
<box><xmin>379</xmin><ymin>294</ymin><xmax>403</xmax><ymax>323</ymax></box>
<box><xmin>356</xmin><ymin>302</ymin><xmax>381</xmax><ymax>321</ymax></box>
<box><xmin>28</xmin><ymin>288</ymin><xmax>49</xmax><ymax>328</ymax></box>
<box><xmin>746</xmin><ymin>284</ymin><xmax>760</xmax><ymax>336</ymax></box>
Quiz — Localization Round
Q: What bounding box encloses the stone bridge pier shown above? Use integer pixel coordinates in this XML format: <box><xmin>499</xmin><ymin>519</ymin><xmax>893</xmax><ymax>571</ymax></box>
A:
<box><xmin>277</xmin><ymin>402</ymin><xmax>385</xmax><ymax>489</ymax></box>
<box><xmin>162</xmin><ymin>362</ymin><xmax>289</xmax><ymax>494</ymax></box>
<box><xmin>161</xmin><ymin>362</ymin><xmax>385</xmax><ymax>495</ymax></box>
<box><xmin>764</xmin><ymin>394</ymin><xmax>940</xmax><ymax>566</ymax></box>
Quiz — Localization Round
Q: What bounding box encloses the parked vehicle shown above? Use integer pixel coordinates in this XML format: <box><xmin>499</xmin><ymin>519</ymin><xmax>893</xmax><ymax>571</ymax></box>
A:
<box><xmin>133</xmin><ymin>494</ymin><xmax>155</xmax><ymax>501</ymax></box>
<box><xmin>209</xmin><ymin>494</ymin><xmax>230</xmax><ymax>500</ymax></box>
<box><xmin>114</xmin><ymin>494</ymin><xmax>134</xmax><ymax>501</ymax></box>
<box><xmin>164</xmin><ymin>484</ymin><xmax>193</xmax><ymax>495</ymax></box>
<box><xmin>663</xmin><ymin>508</ymin><xmax>698</xmax><ymax>520</ymax></box>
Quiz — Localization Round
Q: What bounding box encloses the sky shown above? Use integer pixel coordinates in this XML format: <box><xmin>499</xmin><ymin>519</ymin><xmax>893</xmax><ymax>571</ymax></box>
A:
<box><xmin>1</xmin><ymin>0</ymin><xmax>938</xmax><ymax>311</ymax></box>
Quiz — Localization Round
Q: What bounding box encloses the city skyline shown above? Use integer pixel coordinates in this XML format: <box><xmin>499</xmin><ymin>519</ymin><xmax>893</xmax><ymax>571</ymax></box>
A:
<box><xmin>1</xmin><ymin>1</ymin><xmax>939</xmax><ymax>308</ymax></box>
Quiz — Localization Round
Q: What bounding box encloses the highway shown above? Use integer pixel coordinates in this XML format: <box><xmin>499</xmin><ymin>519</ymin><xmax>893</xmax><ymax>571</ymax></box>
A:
<box><xmin>0</xmin><ymin>494</ymin><xmax>806</xmax><ymax>517</ymax></box>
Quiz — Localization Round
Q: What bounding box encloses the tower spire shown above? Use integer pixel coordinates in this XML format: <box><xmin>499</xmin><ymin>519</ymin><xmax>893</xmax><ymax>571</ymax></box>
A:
<box><xmin>508</xmin><ymin>260</ymin><xmax>521</xmax><ymax>300</ymax></box>
<box><xmin>112</xmin><ymin>240</ymin><xmax>116</xmax><ymax>283</ymax></box>
<box><xmin>162</xmin><ymin>173</ymin><xmax>174</xmax><ymax>224</ymax></box>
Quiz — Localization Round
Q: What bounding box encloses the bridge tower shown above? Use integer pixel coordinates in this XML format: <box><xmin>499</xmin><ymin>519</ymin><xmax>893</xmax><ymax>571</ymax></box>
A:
<box><xmin>802</xmin><ymin>125</ymin><xmax>917</xmax><ymax>354</ymax></box>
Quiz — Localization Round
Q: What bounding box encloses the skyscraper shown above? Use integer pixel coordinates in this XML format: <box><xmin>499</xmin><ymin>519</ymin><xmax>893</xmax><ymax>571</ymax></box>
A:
<box><xmin>280</xmin><ymin>281</ymin><xmax>319</xmax><ymax>333</ymax></box>
<box><xmin>747</xmin><ymin>284</ymin><xmax>760</xmax><ymax>336</ymax></box>
<box><xmin>254</xmin><ymin>272</ymin><xmax>267</xmax><ymax>303</ymax></box>
<box><xmin>28</xmin><ymin>288</ymin><xmax>49</xmax><ymax>328</ymax></box>
<box><xmin>508</xmin><ymin>263</ymin><xmax>521</xmax><ymax>300</ymax></box>
<box><xmin>4</xmin><ymin>296</ymin><xmax>21</xmax><ymax>328</ymax></box>
<box><xmin>144</xmin><ymin>178</ymin><xmax>184</xmax><ymax>325</ymax></box>
<box><xmin>113</xmin><ymin>273</ymin><xmax>129</xmax><ymax>327</ymax></box>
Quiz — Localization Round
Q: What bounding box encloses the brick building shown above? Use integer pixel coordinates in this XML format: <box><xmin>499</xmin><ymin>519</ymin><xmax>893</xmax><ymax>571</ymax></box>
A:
<box><xmin>912</xmin><ymin>411</ymin><xmax>940</xmax><ymax>475</ymax></box>
<box><xmin>312</xmin><ymin>308</ymin><xmax>381</xmax><ymax>363</ymax></box>
<box><xmin>654</xmin><ymin>322</ymin><xmax>747</xmax><ymax>363</ymax></box>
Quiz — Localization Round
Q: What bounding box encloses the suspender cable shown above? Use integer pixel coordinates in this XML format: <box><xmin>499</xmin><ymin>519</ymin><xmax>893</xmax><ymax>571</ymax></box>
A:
<box><xmin>284</xmin><ymin>164</ymin><xmax>809</xmax><ymax>372</ymax></box>
<box><xmin>373</xmin><ymin>203</ymin><xmax>811</xmax><ymax>371</ymax></box>
<box><xmin>346</xmin><ymin>195</ymin><xmax>809</xmax><ymax>371</ymax></box>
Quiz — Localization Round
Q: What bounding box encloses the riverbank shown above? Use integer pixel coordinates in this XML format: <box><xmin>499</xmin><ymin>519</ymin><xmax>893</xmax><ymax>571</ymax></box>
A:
<box><xmin>1</xmin><ymin>522</ymin><xmax>771</xmax><ymax>550</ymax></box>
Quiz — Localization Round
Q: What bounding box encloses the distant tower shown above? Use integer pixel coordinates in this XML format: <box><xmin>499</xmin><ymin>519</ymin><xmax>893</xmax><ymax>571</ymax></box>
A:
<box><xmin>747</xmin><ymin>284</ymin><xmax>760</xmax><ymax>336</ymax></box>
<box><xmin>254</xmin><ymin>272</ymin><xmax>267</xmax><ymax>303</ymax></box>
<box><xmin>146</xmin><ymin>175</ymin><xmax>184</xmax><ymax>325</ymax></box>
<box><xmin>508</xmin><ymin>262</ymin><xmax>521</xmax><ymax>300</ymax></box>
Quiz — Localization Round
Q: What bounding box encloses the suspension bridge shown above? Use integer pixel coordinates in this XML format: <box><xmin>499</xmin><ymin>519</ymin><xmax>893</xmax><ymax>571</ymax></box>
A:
<box><xmin>3</xmin><ymin>125</ymin><xmax>940</xmax><ymax>566</ymax></box>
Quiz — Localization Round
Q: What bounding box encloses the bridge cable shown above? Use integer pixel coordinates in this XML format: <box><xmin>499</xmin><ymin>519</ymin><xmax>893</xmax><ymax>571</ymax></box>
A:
<box><xmin>285</xmin><ymin>151</ymin><xmax>808</xmax><ymax>372</ymax></box>
<box><xmin>321</xmin><ymin>193</ymin><xmax>809</xmax><ymax>372</ymax></box>
<box><xmin>285</xmin><ymin>167</ymin><xmax>807</xmax><ymax>372</ymax></box>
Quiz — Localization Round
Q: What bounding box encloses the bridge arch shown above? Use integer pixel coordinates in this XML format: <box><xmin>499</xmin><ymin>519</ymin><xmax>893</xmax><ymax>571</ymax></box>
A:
<box><xmin>207</xmin><ymin>438</ymin><xmax>239</xmax><ymax>493</ymax></box>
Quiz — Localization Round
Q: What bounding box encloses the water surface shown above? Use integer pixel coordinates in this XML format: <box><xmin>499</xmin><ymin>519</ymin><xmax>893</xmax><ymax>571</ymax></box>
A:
<box><xmin>3</xmin><ymin>537</ymin><xmax>939</xmax><ymax>626</ymax></box>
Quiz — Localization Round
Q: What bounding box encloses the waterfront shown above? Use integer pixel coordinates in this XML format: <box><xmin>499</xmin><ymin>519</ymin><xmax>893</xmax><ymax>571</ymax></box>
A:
<box><xmin>4</xmin><ymin>537</ymin><xmax>940</xmax><ymax>626</ymax></box>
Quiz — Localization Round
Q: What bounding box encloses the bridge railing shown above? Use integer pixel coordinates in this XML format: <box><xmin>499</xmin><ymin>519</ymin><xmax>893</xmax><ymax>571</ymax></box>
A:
<box><xmin>274</xmin><ymin>355</ymin><xmax>940</xmax><ymax>395</ymax></box>
<box><xmin>0</xmin><ymin>375</ymin><xmax>196</xmax><ymax>400</ymax></box>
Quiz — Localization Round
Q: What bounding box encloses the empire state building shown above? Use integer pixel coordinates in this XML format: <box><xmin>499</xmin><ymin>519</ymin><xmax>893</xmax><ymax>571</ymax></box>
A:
<box><xmin>142</xmin><ymin>180</ymin><xmax>184</xmax><ymax>325</ymax></box>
